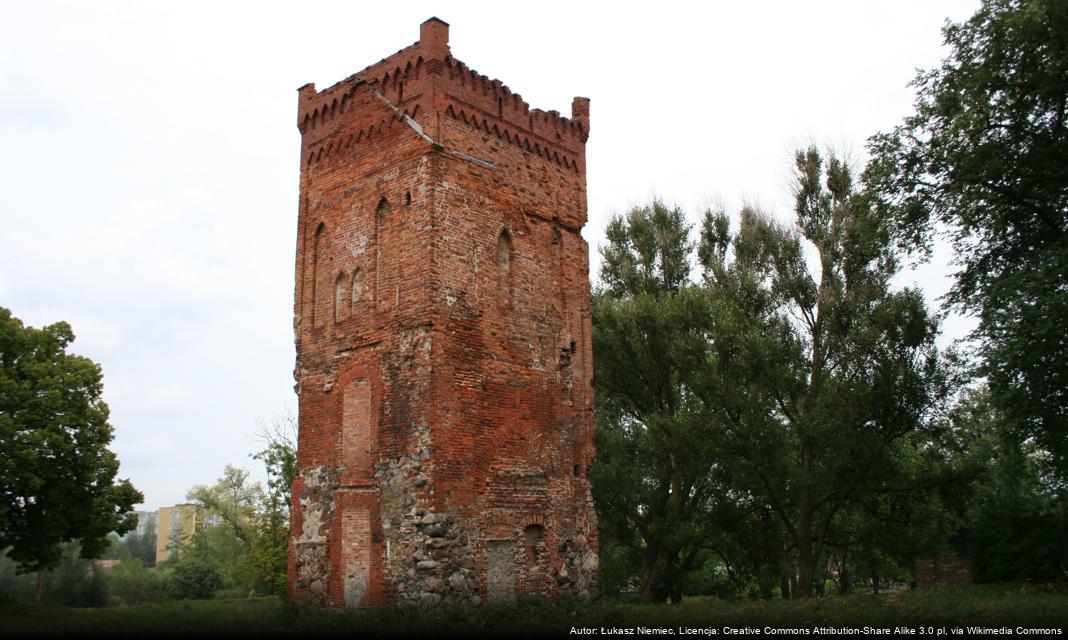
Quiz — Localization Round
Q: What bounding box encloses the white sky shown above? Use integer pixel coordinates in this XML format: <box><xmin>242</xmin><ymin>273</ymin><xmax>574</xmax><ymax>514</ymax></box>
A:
<box><xmin>1</xmin><ymin>1</ymin><xmax>980</xmax><ymax>510</ymax></box>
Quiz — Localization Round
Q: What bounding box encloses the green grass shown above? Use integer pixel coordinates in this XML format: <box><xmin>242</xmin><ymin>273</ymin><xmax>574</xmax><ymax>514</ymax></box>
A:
<box><xmin>2</xmin><ymin>585</ymin><xmax>1066</xmax><ymax>638</ymax></box>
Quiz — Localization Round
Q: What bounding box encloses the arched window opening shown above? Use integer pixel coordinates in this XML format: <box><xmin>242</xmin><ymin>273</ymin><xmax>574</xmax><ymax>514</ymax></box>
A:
<box><xmin>497</xmin><ymin>229</ymin><xmax>513</xmax><ymax>306</ymax></box>
<box><xmin>375</xmin><ymin>198</ymin><xmax>390</xmax><ymax>309</ymax></box>
<box><xmin>311</xmin><ymin>222</ymin><xmax>325</xmax><ymax>327</ymax></box>
<box><xmin>334</xmin><ymin>270</ymin><xmax>348</xmax><ymax>323</ymax></box>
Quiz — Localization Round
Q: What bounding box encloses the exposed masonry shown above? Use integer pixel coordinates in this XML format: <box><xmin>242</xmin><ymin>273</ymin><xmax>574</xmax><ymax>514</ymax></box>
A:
<box><xmin>289</xmin><ymin>17</ymin><xmax>599</xmax><ymax>607</ymax></box>
<box><xmin>291</xmin><ymin>465</ymin><xmax>338</xmax><ymax>605</ymax></box>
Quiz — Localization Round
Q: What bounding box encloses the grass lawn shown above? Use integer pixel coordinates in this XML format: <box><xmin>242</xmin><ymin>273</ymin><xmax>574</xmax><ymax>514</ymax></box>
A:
<box><xmin>2</xmin><ymin>584</ymin><xmax>1066</xmax><ymax>637</ymax></box>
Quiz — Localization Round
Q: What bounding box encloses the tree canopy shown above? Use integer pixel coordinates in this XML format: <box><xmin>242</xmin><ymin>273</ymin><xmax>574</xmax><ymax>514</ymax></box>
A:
<box><xmin>183</xmin><ymin>416</ymin><xmax>296</xmax><ymax>597</ymax></box>
<box><xmin>0</xmin><ymin>307</ymin><xmax>142</xmax><ymax>573</ymax></box>
<box><xmin>592</xmin><ymin>148</ymin><xmax>951</xmax><ymax>600</ymax></box>
<box><xmin>591</xmin><ymin>201</ymin><xmax>729</xmax><ymax>602</ymax></box>
<box><xmin>697</xmin><ymin>149</ymin><xmax>947</xmax><ymax>597</ymax></box>
<box><xmin>187</xmin><ymin>465</ymin><xmax>265</xmax><ymax>546</ymax></box>
<box><xmin>865</xmin><ymin>0</ymin><xmax>1068</xmax><ymax>479</ymax></box>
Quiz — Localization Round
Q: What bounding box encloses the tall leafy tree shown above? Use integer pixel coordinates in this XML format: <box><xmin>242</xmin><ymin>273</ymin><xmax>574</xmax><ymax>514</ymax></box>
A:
<box><xmin>248</xmin><ymin>414</ymin><xmax>297</xmax><ymax>594</ymax></box>
<box><xmin>185</xmin><ymin>465</ymin><xmax>266</xmax><ymax>595</ymax></box>
<box><xmin>865</xmin><ymin>0</ymin><xmax>1068</xmax><ymax>479</ymax></box>
<box><xmin>252</xmin><ymin>414</ymin><xmax>297</xmax><ymax>515</ymax></box>
<box><xmin>699</xmin><ymin>148</ymin><xmax>946</xmax><ymax>597</ymax></box>
<box><xmin>186</xmin><ymin>442</ymin><xmax>295</xmax><ymax>595</ymax></box>
<box><xmin>0</xmin><ymin>307</ymin><xmax>142</xmax><ymax>574</ymax></box>
<box><xmin>591</xmin><ymin>201</ymin><xmax>730</xmax><ymax>602</ymax></box>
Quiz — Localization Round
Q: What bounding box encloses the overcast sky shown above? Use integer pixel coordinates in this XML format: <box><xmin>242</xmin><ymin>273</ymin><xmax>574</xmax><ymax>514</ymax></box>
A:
<box><xmin>1</xmin><ymin>1</ymin><xmax>981</xmax><ymax>510</ymax></box>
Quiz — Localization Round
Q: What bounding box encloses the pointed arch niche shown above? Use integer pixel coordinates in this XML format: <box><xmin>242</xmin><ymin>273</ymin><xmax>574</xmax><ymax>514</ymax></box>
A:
<box><xmin>496</xmin><ymin>228</ymin><xmax>514</xmax><ymax>309</ymax></box>
<box><xmin>351</xmin><ymin>267</ymin><xmax>363</xmax><ymax>313</ymax></box>
<box><xmin>310</xmin><ymin>222</ymin><xmax>326</xmax><ymax>328</ymax></box>
<box><xmin>375</xmin><ymin>197</ymin><xmax>390</xmax><ymax>308</ymax></box>
<box><xmin>334</xmin><ymin>270</ymin><xmax>349</xmax><ymax>323</ymax></box>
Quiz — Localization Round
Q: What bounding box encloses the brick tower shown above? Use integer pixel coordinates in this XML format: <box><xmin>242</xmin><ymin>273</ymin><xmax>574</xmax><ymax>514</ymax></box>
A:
<box><xmin>289</xmin><ymin>18</ymin><xmax>598</xmax><ymax>607</ymax></box>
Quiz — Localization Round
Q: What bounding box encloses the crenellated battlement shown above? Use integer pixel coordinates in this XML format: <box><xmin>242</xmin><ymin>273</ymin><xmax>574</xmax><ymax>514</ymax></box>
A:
<box><xmin>297</xmin><ymin>55</ymin><xmax>425</xmax><ymax>136</ymax></box>
<box><xmin>297</xmin><ymin>17</ymin><xmax>589</xmax><ymax>167</ymax></box>
<box><xmin>441</xmin><ymin>103</ymin><xmax>581</xmax><ymax>172</ymax></box>
<box><xmin>441</xmin><ymin>57</ymin><xmax>589</xmax><ymax>148</ymax></box>
<box><xmin>301</xmin><ymin>94</ymin><xmax>581</xmax><ymax>174</ymax></box>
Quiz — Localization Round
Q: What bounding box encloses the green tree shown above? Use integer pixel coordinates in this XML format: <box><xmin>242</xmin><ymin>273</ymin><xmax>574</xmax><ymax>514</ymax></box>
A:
<box><xmin>179</xmin><ymin>525</ymin><xmax>248</xmax><ymax>593</ymax></box>
<box><xmin>247</xmin><ymin>414</ymin><xmax>297</xmax><ymax>595</ymax></box>
<box><xmin>187</xmin><ymin>465</ymin><xmax>264</xmax><ymax>545</ymax></box>
<box><xmin>865</xmin><ymin>0</ymin><xmax>1068</xmax><ymax>479</ymax></box>
<box><xmin>950</xmin><ymin>388</ymin><xmax>1067</xmax><ymax>583</ymax></box>
<box><xmin>699</xmin><ymin>148</ymin><xmax>947</xmax><ymax>597</ymax></box>
<box><xmin>167</xmin><ymin>554</ymin><xmax>222</xmax><ymax>600</ymax></box>
<box><xmin>131</xmin><ymin>516</ymin><xmax>158</xmax><ymax>568</ymax></box>
<box><xmin>184</xmin><ymin>466</ymin><xmax>262</xmax><ymax>595</ymax></box>
<box><xmin>103</xmin><ymin>515</ymin><xmax>158</xmax><ymax>568</ymax></box>
<box><xmin>103</xmin><ymin>556</ymin><xmax>169</xmax><ymax>606</ymax></box>
<box><xmin>819</xmin><ymin>439</ymin><xmax>959</xmax><ymax>594</ymax></box>
<box><xmin>0</xmin><ymin>307</ymin><xmax>142</xmax><ymax>574</ymax></box>
<box><xmin>186</xmin><ymin>455</ymin><xmax>294</xmax><ymax>596</ymax></box>
<box><xmin>244</xmin><ymin>513</ymin><xmax>288</xmax><ymax>595</ymax></box>
<box><xmin>252</xmin><ymin>413</ymin><xmax>297</xmax><ymax>513</ymax></box>
<box><xmin>591</xmin><ymin>201</ymin><xmax>732</xmax><ymax>602</ymax></box>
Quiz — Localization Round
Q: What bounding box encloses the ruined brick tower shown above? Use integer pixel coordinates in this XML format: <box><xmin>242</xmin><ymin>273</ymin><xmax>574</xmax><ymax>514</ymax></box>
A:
<box><xmin>289</xmin><ymin>18</ymin><xmax>598</xmax><ymax>607</ymax></box>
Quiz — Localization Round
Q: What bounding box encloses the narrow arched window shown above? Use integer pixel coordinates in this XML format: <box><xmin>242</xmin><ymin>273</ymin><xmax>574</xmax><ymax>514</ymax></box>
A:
<box><xmin>311</xmin><ymin>222</ymin><xmax>325</xmax><ymax>327</ymax></box>
<box><xmin>497</xmin><ymin>229</ymin><xmax>513</xmax><ymax>307</ymax></box>
<box><xmin>350</xmin><ymin>267</ymin><xmax>363</xmax><ymax>312</ymax></box>
<box><xmin>334</xmin><ymin>271</ymin><xmax>348</xmax><ymax>323</ymax></box>
<box><xmin>375</xmin><ymin>198</ymin><xmax>389</xmax><ymax>308</ymax></box>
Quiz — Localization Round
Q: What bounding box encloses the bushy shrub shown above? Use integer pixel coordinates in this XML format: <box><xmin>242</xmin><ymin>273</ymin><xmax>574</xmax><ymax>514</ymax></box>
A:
<box><xmin>104</xmin><ymin>559</ymin><xmax>170</xmax><ymax>606</ymax></box>
<box><xmin>167</xmin><ymin>557</ymin><xmax>222</xmax><ymax>600</ymax></box>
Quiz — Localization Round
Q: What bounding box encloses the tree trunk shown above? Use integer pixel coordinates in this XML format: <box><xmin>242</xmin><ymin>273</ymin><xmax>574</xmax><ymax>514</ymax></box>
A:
<box><xmin>796</xmin><ymin>445</ymin><xmax>815</xmax><ymax>598</ymax></box>
<box><xmin>670</xmin><ymin>577</ymin><xmax>683</xmax><ymax>604</ymax></box>
<box><xmin>780</xmin><ymin>544</ymin><xmax>792</xmax><ymax>599</ymax></box>
<box><xmin>838</xmin><ymin>563</ymin><xmax>851</xmax><ymax>595</ymax></box>
<box><xmin>36</xmin><ymin>571</ymin><xmax>45</xmax><ymax>605</ymax></box>
<box><xmin>756</xmin><ymin>574</ymin><xmax>773</xmax><ymax>600</ymax></box>
<box><xmin>637</xmin><ymin>545</ymin><xmax>665</xmax><ymax>602</ymax></box>
<box><xmin>797</xmin><ymin>555</ymin><xmax>815</xmax><ymax>598</ymax></box>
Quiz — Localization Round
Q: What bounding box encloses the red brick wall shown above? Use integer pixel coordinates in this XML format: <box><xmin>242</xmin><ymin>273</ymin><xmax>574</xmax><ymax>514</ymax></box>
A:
<box><xmin>341</xmin><ymin>506</ymin><xmax>371</xmax><ymax>606</ymax></box>
<box><xmin>288</xmin><ymin>18</ymin><xmax>598</xmax><ymax>607</ymax></box>
<box><xmin>340</xmin><ymin>378</ymin><xmax>372</xmax><ymax>486</ymax></box>
<box><xmin>915</xmin><ymin>557</ymin><xmax>974</xmax><ymax>588</ymax></box>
